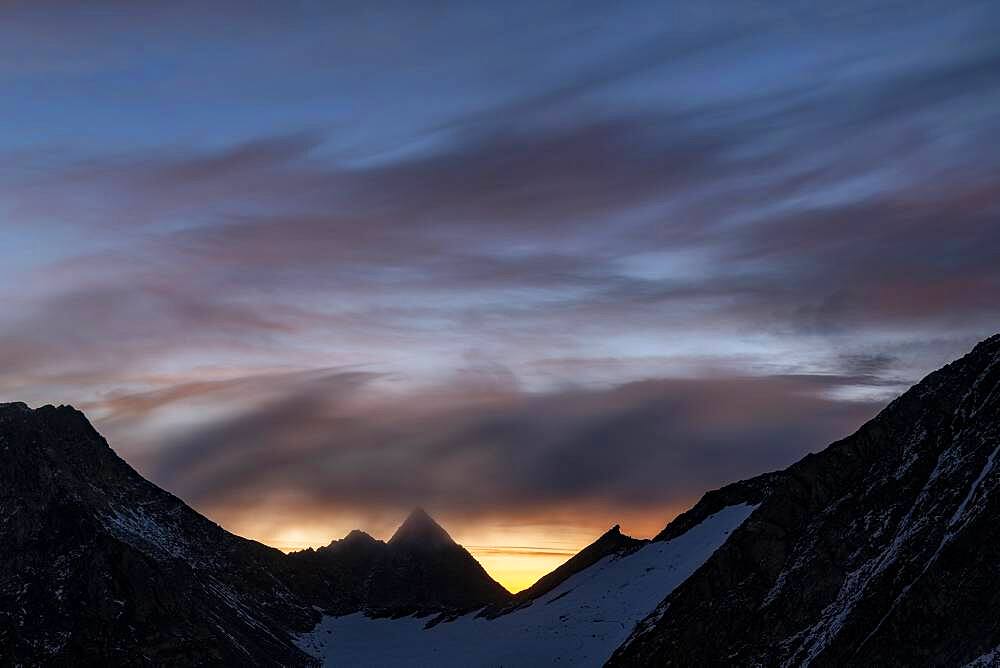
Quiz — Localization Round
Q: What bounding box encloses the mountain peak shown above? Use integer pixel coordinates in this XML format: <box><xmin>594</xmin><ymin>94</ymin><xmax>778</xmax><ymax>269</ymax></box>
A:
<box><xmin>344</xmin><ymin>528</ymin><xmax>377</xmax><ymax>541</ymax></box>
<box><xmin>388</xmin><ymin>507</ymin><xmax>455</xmax><ymax>549</ymax></box>
<box><xmin>325</xmin><ymin>528</ymin><xmax>380</xmax><ymax>550</ymax></box>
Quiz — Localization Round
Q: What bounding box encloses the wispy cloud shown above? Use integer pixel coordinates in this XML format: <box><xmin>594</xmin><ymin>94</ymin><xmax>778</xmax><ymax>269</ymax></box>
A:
<box><xmin>1</xmin><ymin>0</ymin><xmax>998</xmax><ymax>544</ymax></box>
<box><xmin>84</xmin><ymin>367</ymin><xmax>880</xmax><ymax>536</ymax></box>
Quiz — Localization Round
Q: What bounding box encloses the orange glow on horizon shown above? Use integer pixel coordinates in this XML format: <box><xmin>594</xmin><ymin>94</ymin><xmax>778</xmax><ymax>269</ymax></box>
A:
<box><xmin>206</xmin><ymin>499</ymin><xmax>692</xmax><ymax>593</ymax></box>
<box><xmin>465</xmin><ymin>545</ymin><xmax>576</xmax><ymax>593</ymax></box>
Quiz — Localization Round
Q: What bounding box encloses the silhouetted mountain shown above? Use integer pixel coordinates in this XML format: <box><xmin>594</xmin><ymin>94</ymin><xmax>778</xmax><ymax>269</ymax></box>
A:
<box><xmin>372</xmin><ymin>508</ymin><xmax>509</xmax><ymax>615</ymax></box>
<box><xmin>610</xmin><ymin>333</ymin><xmax>1000</xmax><ymax>666</ymax></box>
<box><xmin>288</xmin><ymin>508</ymin><xmax>510</xmax><ymax>618</ymax></box>
<box><xmin>387</xmin><ymin>507</ymin><xmax>454</xmax><ymax>550</ymax></box>
<box><xmin>0</xmin><ymin>403</ymin><xmax>318</xmax><ymax>666</ymax></box>
<box><xmin>521</xmin><ymin>524</ymin><xmax>645</xmax><ymax>598</ymax></box>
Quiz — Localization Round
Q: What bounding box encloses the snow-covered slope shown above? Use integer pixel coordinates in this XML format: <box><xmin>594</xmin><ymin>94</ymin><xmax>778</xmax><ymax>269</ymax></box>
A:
<box><xmin>296</xmin><ymin>503</ymin><xmax>757</xmax><ymax>667</ymax></box>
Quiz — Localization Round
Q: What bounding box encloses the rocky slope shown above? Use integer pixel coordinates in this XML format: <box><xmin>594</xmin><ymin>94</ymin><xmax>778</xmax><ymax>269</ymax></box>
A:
<box><xmin>609</xmin><ymin>333</ymin><xmax>1000</xmax><ymax>666</ymax></box>
<box><xmin>0</xmin><ymin>403</ymin><xmax>318</xmax><ymax>666</ymax></box>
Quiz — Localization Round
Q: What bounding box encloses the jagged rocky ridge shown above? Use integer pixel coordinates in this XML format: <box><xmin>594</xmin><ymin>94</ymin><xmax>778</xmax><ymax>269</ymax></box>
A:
<box><xmin>287</xmin><ymin>508</ymin><xmax>509</xmax><ymax>618</ymax></box>
<box><xmin>610</xmin><ymin>333</ymin><xmax>1000</xmax><ymax>666</ymax></box>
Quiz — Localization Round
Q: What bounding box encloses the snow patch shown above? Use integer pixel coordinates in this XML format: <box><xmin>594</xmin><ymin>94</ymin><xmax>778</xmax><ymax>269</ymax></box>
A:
<box><xmin>101</xmin><ymin>505</ymin><xmax>189</xmax><ymax>560</ymax></box>
<box><xmin>965</xmin><ymin>645</ymin><xmax>1000</xmax><ymax>667</ymax></box>
<box><xmin>948</xmin><ymin>441</ymin><xmax>1000</xmax><ymax>529</ymax></box>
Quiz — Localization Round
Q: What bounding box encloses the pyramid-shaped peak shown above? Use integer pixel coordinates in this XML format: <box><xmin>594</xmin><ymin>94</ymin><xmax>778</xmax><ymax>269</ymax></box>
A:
<box><xmin>388</xmin><ymin>507</ymin><xmax>455</xmax><ymax>549</ymax></box>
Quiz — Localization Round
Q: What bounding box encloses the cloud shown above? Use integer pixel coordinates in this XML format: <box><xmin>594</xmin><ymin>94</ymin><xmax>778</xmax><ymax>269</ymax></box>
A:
<box><xmin>2</xmin><ymin>0</ymin><xmax>999</xmax><ymax>547</ymax></box>
<box><xmin>4</xmin><ymin>112</ymin><xmax>997</xmax><ymax>415</ymax></box>
<box><xmin>94</xmin><ymin>368</ymin><xmax>880</xmax><ymax>530</ymax></box>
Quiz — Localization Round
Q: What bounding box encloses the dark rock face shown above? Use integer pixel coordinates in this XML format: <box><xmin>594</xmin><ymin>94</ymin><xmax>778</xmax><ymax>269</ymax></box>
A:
<box><xmin>0</xmin><ymin>403</ymin><xmax>318</xmax><ymax>666</ymax></box>
<box><xmin>610</xmin><ymin>334</ymin><xmax>1000</xmax><ymax>666</ymax></box>
<box><xmin>288</xmin><ymin>508</ymin><xmax>510</xmax><ymax>618</ymax></box>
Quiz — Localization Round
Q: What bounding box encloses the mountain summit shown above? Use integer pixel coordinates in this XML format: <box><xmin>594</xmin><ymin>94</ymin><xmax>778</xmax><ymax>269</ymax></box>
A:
<box><xmin>388</xmin><ymin>507</ymin><xmax>455</xmax><ymax>550</ymax></box>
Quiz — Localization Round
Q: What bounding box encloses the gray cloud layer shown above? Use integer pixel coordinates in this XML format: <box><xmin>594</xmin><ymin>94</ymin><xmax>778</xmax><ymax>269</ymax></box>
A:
<box><xmin>2</xmin><ymin>0</ymin><xmax>998</xmax><ymax>530</ymax></box>
<box><xmin>94</xmin><ymin>368</ymin><xmax>881</xmax><ymax>523</ymax></box>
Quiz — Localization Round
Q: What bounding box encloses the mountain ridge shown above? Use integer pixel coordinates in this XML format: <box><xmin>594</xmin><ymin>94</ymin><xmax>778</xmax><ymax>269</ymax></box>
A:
<box><xmin>288</xmin><ymin>507</ymin><xmax>510</xmax><ymax>618</ymax></box>
<box><xmin>609</xmin><ymin>332</ymin><xmax>1000</xmax><ymax>665</ymax></box>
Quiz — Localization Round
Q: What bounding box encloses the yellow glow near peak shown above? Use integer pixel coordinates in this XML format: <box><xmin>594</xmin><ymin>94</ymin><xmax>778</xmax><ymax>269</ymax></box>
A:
<box><xmin>466</xmin><ymin>545</ymin><xmax>576</xmax><ymax>593</ymax></box>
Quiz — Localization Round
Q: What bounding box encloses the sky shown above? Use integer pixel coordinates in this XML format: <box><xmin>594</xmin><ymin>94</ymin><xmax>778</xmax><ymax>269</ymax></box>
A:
<box><xmin>3</xmin><ymin>0</ymin><xmax>999</xmax><ymax>592</ymax></box>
